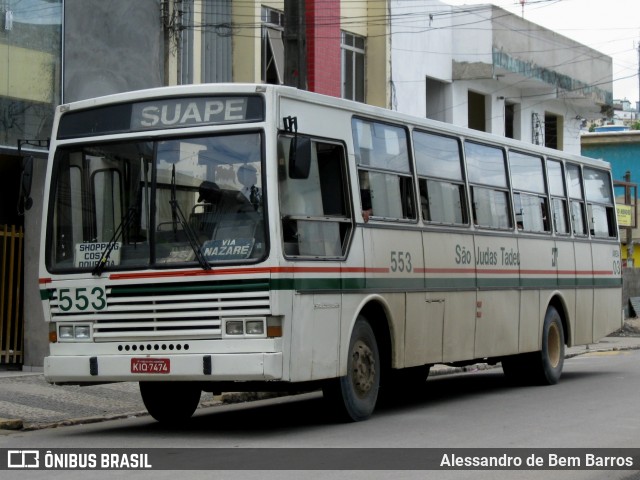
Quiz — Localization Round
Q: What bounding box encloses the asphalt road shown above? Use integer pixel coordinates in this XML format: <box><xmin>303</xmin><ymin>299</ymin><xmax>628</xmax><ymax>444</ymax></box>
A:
<box><xmin>1</xmin><ymin>349</ymin><xmax>639</xmax><ymax>480</ymax></box>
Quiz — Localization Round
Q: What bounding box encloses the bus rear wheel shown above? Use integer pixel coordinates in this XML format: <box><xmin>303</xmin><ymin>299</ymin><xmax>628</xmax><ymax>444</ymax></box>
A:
<box><xmin>323</xmin><ymin>317</ymin><xmax>380</xmax><ymax>422</ymax></box>
<box><xmin>502</xmin><ymin>305</ymin><xmax>565</xmax><ymax>385</ymax></box>
<box><xmin>139</xmin><ymin>381</ymin><xmax>201</xmax><ymax>425</ymax></box>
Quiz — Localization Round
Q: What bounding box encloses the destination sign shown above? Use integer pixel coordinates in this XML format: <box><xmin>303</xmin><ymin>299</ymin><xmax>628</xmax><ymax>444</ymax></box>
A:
<box><xmin>74</xmin><ymin>242</ymin><xmax>121</xmax><ymax>268</ymax></box>
<box><xmin>57</xmin><ymin>95</ymin><xmax>264</xmax><ymax>139</ymax></box>
<box><xmin>202</xmin><ymin>238</ymin><xmax>254</xmax><ymax>261</ymax></box>
<box><xmin>131</xmin><ymin>97</ymin><xmax>256</xmax><ymax>129</ymax></box>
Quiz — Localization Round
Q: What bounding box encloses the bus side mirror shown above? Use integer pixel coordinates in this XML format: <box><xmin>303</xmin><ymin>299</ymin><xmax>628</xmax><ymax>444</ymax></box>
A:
<box><xmin>18</xmin><ymin>155</ymin><xmax>34</xmax><ymax>213</ymax></box>
<box><xmin>289</xmin><ymin>136</ymin><xmax>311</xmax><ymax>179</ymax></box>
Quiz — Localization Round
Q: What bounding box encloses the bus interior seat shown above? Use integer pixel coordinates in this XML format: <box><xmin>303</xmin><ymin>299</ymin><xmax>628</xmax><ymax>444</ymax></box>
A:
<box><xmin>212</xmin><ymin>218</ymin><xmax>257</xmax><ymax>242</ymax></box>
<box><xmin>156</xmin><ymin>221</ymin><xmax>189</xmax><ymax>243</ymax></box>
<box><xmin>155</xmin><ymin>222</ymin><xmax>195</xmax><ymax>263</ymax></box>
<box><xmin>190</xmin><ymin>204</ymin><xmax>218</xmax><ymax>239</ymax></box>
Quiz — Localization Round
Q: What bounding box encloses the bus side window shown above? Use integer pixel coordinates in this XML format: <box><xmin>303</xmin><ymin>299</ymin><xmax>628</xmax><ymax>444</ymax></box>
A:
<box><xmin>413</xmin><ymin>130</ymin><xmax>467</xmax><ymax>225</ymax></box>
<box><xmin>551</xmin><ymin>198</ymin><xmax>570</xmax><ymax>234</ymax></box>
<box><xmin>584</xmin><ymin>167</ymin><xmax>617</xmax><ymax>238</ymax></box>
<box><xmin>588</xmin><ymin>204</ymin><xmax>617</xmax><ymax>238</ymax></box>
<box><xmin>509</xmin><ymin>151</ymin><xmax>549</xmax><ymax>233</ymax></box>
<box><xmin>278</xmin><ymin>136</ymin><xmax>352</xmax><ymax>258</ymax></box>
<box><xmin>465</xmin><ymin>141</ymin><xmax>512</xmax><ymax>230</ymax></box>
<box><xmin>352</xmin><ymin>118</ymin><xmax>415</xmax><ymax>222</ymax></box>
<box><xmin>566</xmin><ymin>163</ymin><xmax>588</xmax><ymax>236</ymax></box>
<box><xmin>547</xmin><ymin>160</ymin><xmax>570</xmax><ymax>235</ymax></box>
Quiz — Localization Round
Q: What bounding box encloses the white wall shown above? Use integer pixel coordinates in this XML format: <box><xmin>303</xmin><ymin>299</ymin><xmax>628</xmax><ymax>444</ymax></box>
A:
<box><xmin>389</xmin><ymin>1</ymin><xmax>609</xmax><ymax>156</ymax></box>
<box><xmin>390</xmin><ymin>0</ymin><xmax>453</xmax><ymax>117</ymax></box>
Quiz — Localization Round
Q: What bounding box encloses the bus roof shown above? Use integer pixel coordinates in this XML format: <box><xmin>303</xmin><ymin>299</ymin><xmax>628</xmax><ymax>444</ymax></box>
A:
<box><xmin>56</xmin><ymin>83</ymin><xmax>611</xmax><ymax>171</ymax></box>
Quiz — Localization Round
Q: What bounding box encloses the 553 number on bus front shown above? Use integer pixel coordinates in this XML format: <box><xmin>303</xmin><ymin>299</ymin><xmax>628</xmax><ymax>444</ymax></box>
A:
<box><xmin>56</xmin><ymin>287</ymin><xmax>107</xmax><ymax>313</ymax></box>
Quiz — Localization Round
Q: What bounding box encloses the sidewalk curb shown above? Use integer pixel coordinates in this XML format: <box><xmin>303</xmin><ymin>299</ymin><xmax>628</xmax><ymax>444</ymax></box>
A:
<box><xmin>0</xmin><ymin>418</ymin><xmax>22</xmax><ymax>430</ymax></box>
<box><xmin>428</xmin><ymin>341</ymin><xmax>640</xmax><ymax>377</ymax></box>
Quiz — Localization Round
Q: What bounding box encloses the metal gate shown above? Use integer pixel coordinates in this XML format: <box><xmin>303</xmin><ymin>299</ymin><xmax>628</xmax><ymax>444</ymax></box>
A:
<box><xmin>0</xmin><ymin>225</ymin><xmax>24</xmax><ymax>364</ymax></box>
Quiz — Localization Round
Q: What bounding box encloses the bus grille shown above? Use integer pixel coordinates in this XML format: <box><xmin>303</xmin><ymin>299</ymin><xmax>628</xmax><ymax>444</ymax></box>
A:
<box><xmin>49</xmin><ymin>280</ymin><xmax>271</xmax><ymax>342</ymax></box>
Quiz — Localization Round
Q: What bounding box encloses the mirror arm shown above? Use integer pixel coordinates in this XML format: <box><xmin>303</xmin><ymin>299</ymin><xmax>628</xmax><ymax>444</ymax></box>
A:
<box><xmin>283</xmin><ymin>116</ymin><xmax>298</xmax><ymax>159</ymax></box>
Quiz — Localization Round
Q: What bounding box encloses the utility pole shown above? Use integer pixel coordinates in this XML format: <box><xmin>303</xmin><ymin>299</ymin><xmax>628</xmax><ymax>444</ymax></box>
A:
<box><xmin>283</xmin><ymin>0</ymin><xmax>307</xmax><ymax>89</ymax></box>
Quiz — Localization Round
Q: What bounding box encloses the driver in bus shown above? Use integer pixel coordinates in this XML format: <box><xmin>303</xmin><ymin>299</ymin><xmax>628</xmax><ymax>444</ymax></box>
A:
<box><xmin>237</xmin><ymin>164</ymin><xmax>261</xmax><ymax>210</ymax></box>
<box><xmin>198</xmin><ymin>180</ymin><xmax>222</xmax><ymax>205</ymax></box>
<box><xmin>198</xmin><ymin>180</ymin><xmax>254</xmax><ymax>215</ymax></box>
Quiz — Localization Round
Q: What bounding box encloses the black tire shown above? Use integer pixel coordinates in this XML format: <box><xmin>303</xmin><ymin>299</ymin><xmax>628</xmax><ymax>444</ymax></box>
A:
<box><xmin>139</xmin><ymin>381</ymin><xmax>201</xmax><ymax>424</ymax></box>
<box><xmin>537</xmin><ymin>305</ymin><xmax>565</xmax><ymax>384</ymax></box>
<box><xmin>502</xmin><ymin>306</ymin><xmax>565</xmax><ymax>385</ymax></box>
<box><xmin>323</xmin><ymin>317</ymin><xmax>380</xmax><ymax>422</ymax></box>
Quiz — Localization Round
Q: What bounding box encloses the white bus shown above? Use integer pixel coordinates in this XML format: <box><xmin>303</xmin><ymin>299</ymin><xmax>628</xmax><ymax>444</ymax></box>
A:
<box><xmin>40</xmin><ymin>84</ymin><xmax>622</xmax><ymax>424</ymax></box>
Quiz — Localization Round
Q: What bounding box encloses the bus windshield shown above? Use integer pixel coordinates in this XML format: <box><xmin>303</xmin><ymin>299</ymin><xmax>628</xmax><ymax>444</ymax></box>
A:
<box><xmin>46</xmin><ymin>131</ymin><xmax>266</xmax><ymax>272</ymax></box>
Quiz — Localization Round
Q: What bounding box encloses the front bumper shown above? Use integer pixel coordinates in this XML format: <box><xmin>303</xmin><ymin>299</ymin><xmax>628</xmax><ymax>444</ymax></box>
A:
<box><xmin>44</xmin><ymin>352</ymin><xmax>283</xmax><ymax>383</ymax></box>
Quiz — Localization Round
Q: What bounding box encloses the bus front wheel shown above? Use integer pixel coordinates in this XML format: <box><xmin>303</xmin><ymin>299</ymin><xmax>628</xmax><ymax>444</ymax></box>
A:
<box><xmin>323</xmin><ymin>317</ymin><xmax>380</xmax><ymax>422</ymax></box>
<box><xmin>502</xmin><ymin>305</ymin><xmax>565</xmax><ymax>385</ymax></box>
<box><xmin>139</xmin><ymin>381</ymin><xmax>201</xmax><ymax>424</ymax></box>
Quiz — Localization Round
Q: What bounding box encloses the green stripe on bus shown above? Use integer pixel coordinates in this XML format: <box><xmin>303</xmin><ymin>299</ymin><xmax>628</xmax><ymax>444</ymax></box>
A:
<box><xmin>520</xmin><ymin>278</ymin><xmax>558</xmax><ymax>288</ymax></box>
<box><xmin>595</xmin><ymin>278</ymin><xmax>623</xmax><ymax>287</ymax></box>
<box><xmin>476</xmin><ymin>278</ymin><xmax>519</xmax><ymax>288</ymax></box>
<box><xmin>365</xmin><ymin>278</ymin><xmax>426</xmax><ymax>290</ymax></box>
<box><xmin>425</xmin><ymin>278</ymin><xmax>476</xmax><ymax>289</ymax></box>
<box><xmin>342</xmin><ymin>278</ymin><xmax>367</xmax><ymax>290</ymax></box>
<box><xmin>102</xmin><ymin>275</ymin><xmax>621</xmax><ymax>297</ymax></box>
<box><xmin>40</xmin><ymin>289</ymin><xmax>54</xmax><ymax>301</ymax></box>
<box><xmin>111</xmin><ymin>281</ymin><xmax>270</xmax><ymax>295</ymax></box>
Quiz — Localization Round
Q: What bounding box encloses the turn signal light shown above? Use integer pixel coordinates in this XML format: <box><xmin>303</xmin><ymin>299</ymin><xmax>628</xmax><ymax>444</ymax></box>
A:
<box><xmin>267</xmin><ymin>317</ymin><xmax>283</xmax><ymax>338</ymax></box>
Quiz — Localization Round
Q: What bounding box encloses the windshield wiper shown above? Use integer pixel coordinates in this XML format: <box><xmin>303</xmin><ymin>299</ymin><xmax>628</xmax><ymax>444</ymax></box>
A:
<box><xmin>92</xmin><ymin>207</ymin><xmax>137</xmax><ymax>276</ymax></box>
<box><xmin>170</xmin><ymin>165</ymin><xmax>211</xmax><ymax>271</ymax></box>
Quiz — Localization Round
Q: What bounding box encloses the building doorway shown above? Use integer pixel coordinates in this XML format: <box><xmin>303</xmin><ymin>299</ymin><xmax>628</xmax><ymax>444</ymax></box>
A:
<box><xmin>0</xmin><ymin>154</ymin><xmax>24</xmax><ymax>365</ymax></box>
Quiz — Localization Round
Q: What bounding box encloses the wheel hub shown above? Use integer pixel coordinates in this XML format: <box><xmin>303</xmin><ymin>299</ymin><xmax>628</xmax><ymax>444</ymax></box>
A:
<box><xmin>352</xmin><ymin>339</ymin><xmax>376</xmax><ymax>395</ymax></box>
<box><xmin>548</xmin><ymin>322</ymin><xmax>561</xmax><ymax>368</ymax></box>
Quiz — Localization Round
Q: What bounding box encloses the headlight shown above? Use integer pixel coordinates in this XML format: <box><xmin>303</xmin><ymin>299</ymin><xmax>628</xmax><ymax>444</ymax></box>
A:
<box><xmin>57</xmin><ymin>324</ymin><xmax>92</xmax><ymax>341</ymax></box>
<box><xmin>223</xmin><ymin>318</ymin><xmax>267</xmax><ymax>338</ymax></box>
<box><xmin>59</xmin><ymin>325</ymin><xmax>74</xmax><ymax>340</ymax></box>
<box><xmin>245</xmin><ymin>320</ymin><xmax>264</xmax><ymax>335</ymax></box>
<box><xmin>225</xmin><ymin>321</ymin><xmax>244</xmax><ymax>335</ymax></box>
<box><xmin>75</xmin><ymin>325</ymin><xmax>91</xmax><ymax>339</ymax></box>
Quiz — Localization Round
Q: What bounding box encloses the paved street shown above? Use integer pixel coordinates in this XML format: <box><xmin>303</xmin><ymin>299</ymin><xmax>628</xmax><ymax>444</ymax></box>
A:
<box><xmin>0</xmin><ymin>334</ymin><xmax>639</xmax><ymax>431</ymax></box>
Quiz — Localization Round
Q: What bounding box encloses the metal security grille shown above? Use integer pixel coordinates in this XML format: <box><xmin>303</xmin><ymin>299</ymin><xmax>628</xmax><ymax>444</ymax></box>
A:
<box><xmin>0</xmin><ymin>225</ymin><xmax>23</xmax><ymax>364</ymax></box>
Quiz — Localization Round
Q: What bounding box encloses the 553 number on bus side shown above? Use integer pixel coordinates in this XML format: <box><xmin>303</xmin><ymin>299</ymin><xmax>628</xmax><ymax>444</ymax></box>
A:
<box><xmin>390</xmin><ymin>251</ymin><xmax>413</xmax><ymax>273</ymax></box>
<box><xmin>56</xmin><ymin>287</ymin><xmax>108</xmax><ymax>313</ymax></box>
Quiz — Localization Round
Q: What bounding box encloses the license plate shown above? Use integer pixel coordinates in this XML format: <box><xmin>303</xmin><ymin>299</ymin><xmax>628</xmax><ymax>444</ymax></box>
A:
<box><xmin>131</xmin><ymin>358</ymin><xmax>170</xmax><ymax>374</ymax></box>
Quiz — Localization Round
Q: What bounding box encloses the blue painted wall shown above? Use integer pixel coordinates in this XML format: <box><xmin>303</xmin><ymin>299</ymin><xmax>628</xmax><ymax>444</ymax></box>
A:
<box><xmin>582</xmin><ymin>138</ymin><xmax>640</xmax><ymax>184</ymax></box>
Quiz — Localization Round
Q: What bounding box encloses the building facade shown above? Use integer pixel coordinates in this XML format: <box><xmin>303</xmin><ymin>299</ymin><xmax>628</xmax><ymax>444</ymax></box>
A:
<box><xmin>582</xmin><ymin>131</ymin><xmax>640</xmax><ymax>266</ymax></box>
<box><xmin>390</xmin><ymin>1</ymin><xmax>613</xmax><ymax>155</ymax></box>
<box><xmin>0</xmin><ymin>0</ymin><xmax>62</xmax><ymax>365</ymax></box>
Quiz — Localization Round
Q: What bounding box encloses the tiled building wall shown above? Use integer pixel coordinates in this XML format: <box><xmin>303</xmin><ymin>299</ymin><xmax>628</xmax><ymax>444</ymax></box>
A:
<box><xmin>306</xmin><ymin>0</ymin><xmax>341</xmax><ymax>96</ymax></box>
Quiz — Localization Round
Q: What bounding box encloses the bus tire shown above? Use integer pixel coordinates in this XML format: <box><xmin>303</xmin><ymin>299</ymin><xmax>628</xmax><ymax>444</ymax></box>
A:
<box><xmin>502</xmin><ymin>306</ymin><xmax>565</xmax><ymax>385</ymax></box>
<box><xmin>537</xmin><ymin>305</ymin><xmax>565</xmax><ymax>385</ymax></box>
<box><xmin>139</xmin><ymin>381</ymin><xmax>201</xmax><ymax>424</ymax></box>
<box><xmin>323</xmin><ymin>317</ymin><xmax>380</xmax><ymax>422</ymax></box>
